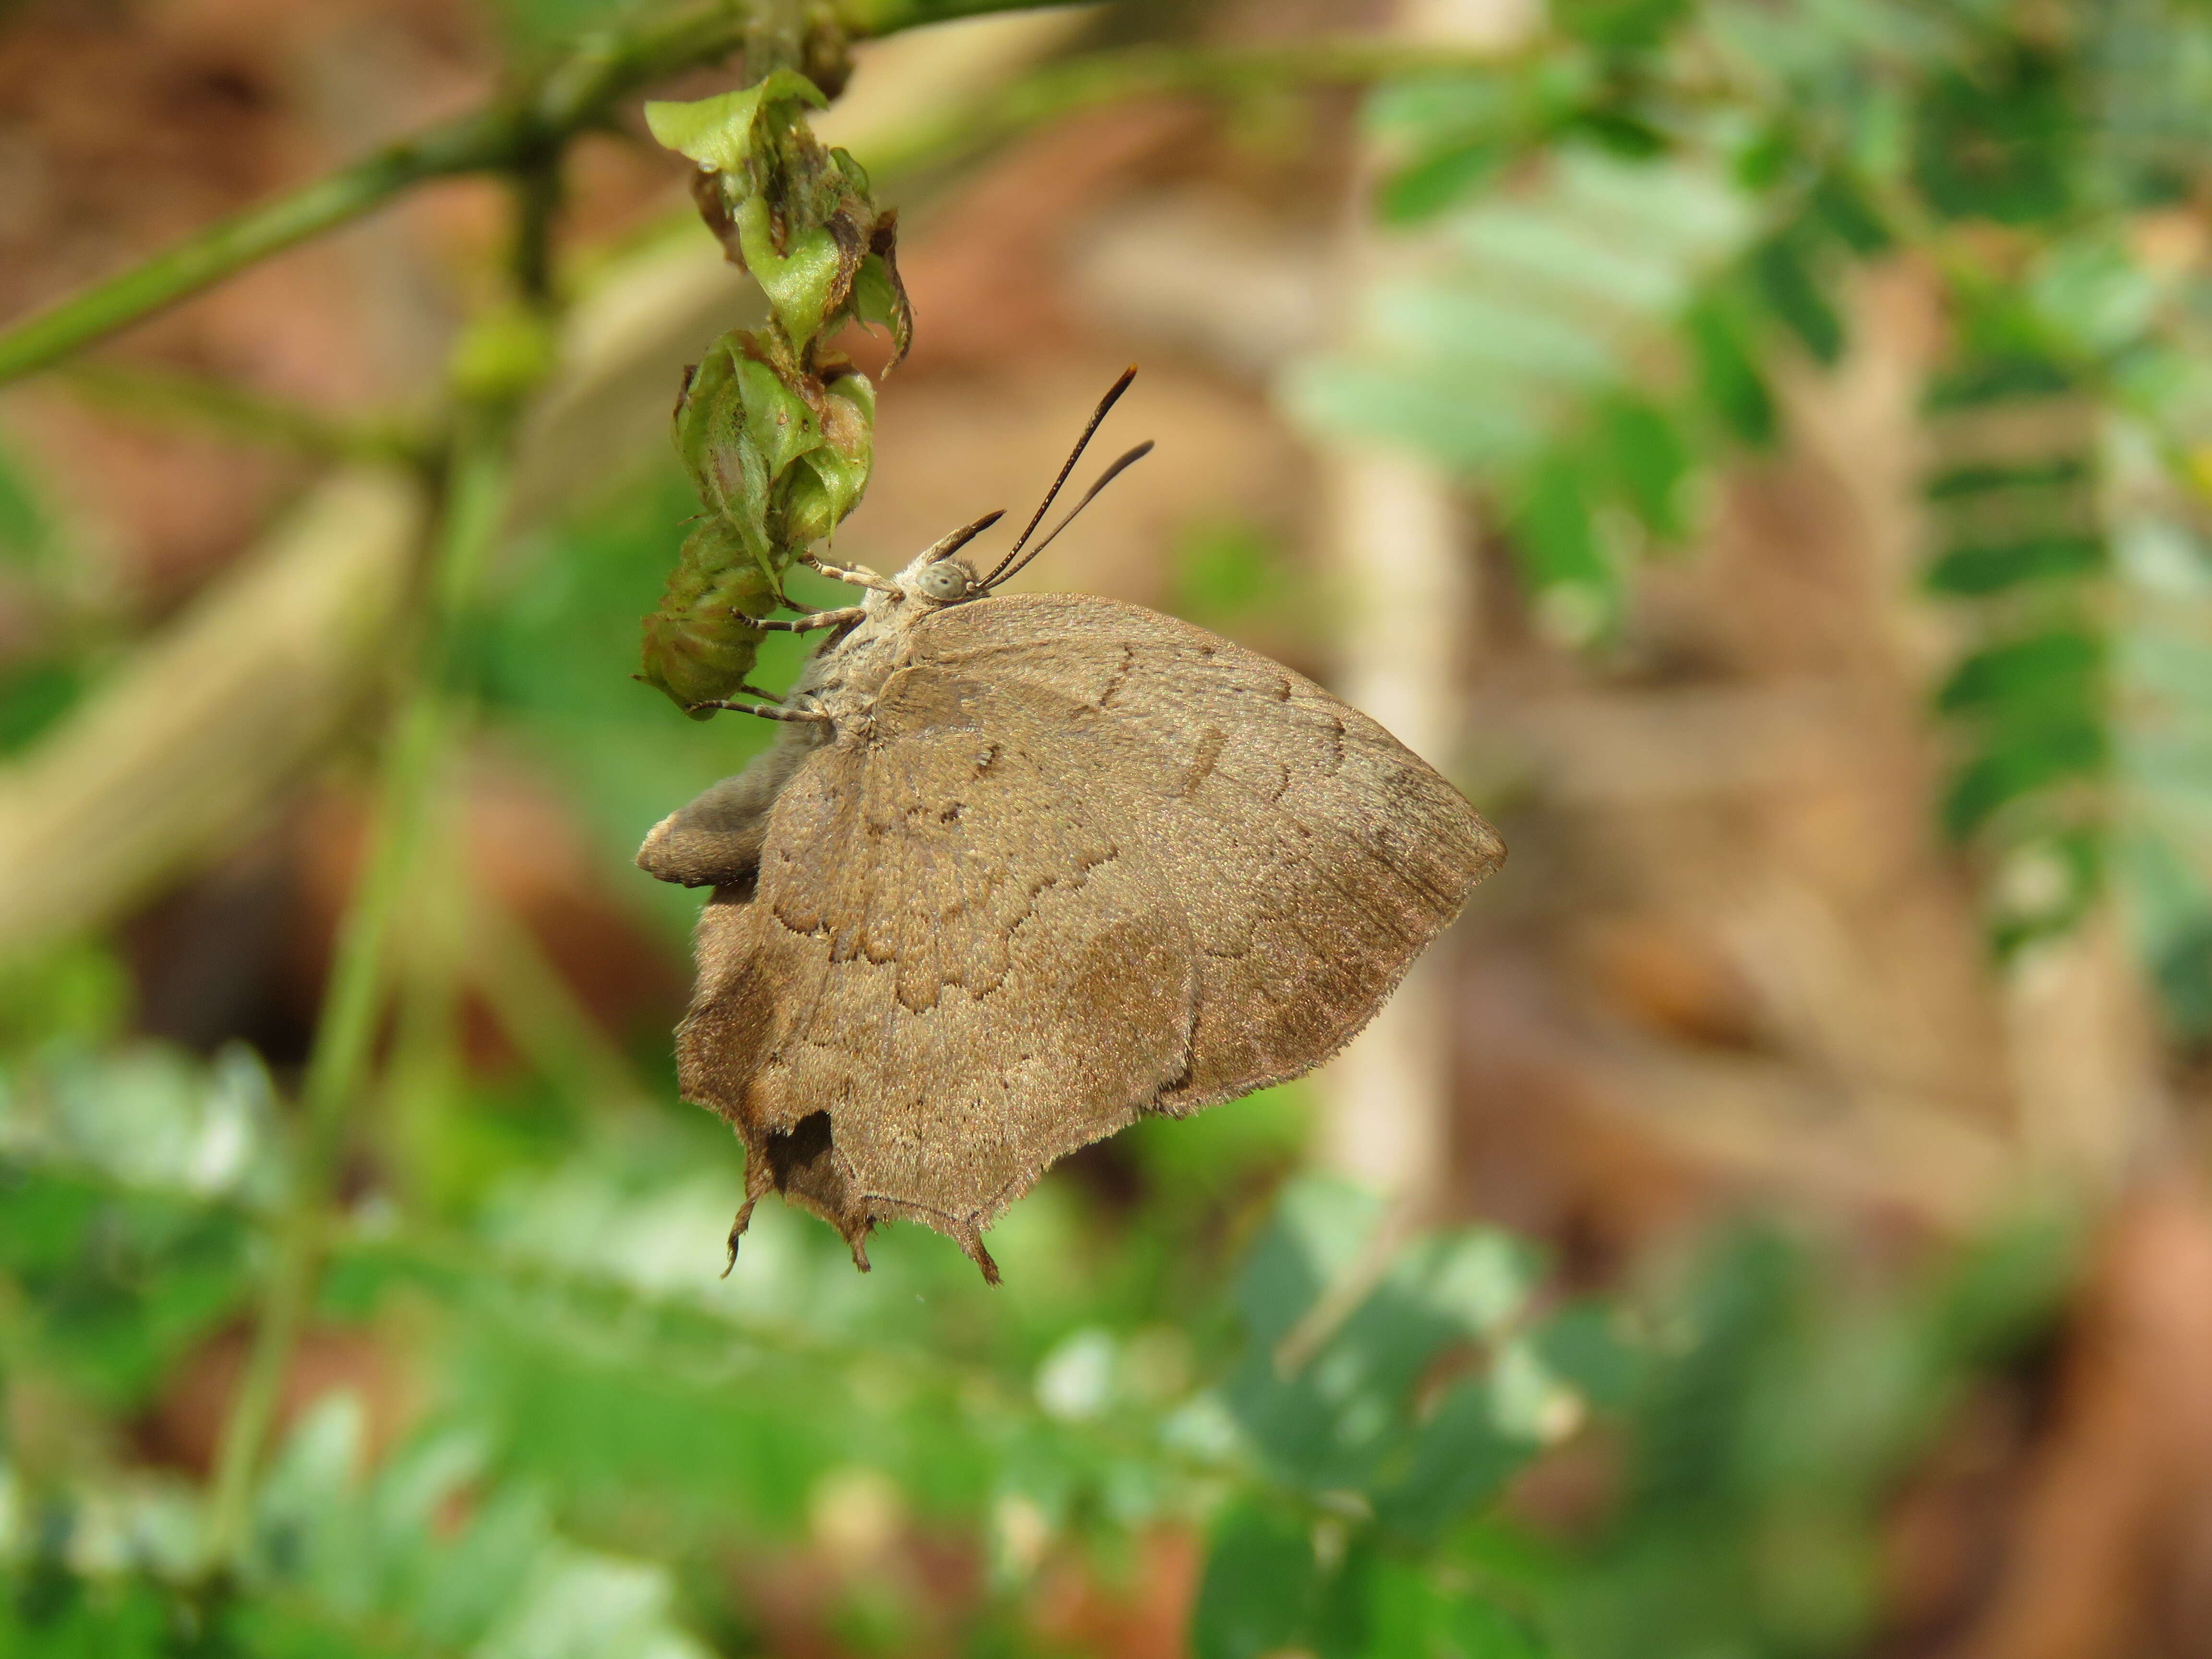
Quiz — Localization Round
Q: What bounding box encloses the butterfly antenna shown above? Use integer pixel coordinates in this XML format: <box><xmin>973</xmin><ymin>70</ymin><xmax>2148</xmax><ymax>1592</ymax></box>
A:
<box><xmin>981</xmin><ymin>440</ymin><xmax>1154</xmax><ymax>591</ymax></box>
<box><xmin>976</xmin><ymin>365</ymin><xmax>1140</xmax><ymax>589</ymax></box>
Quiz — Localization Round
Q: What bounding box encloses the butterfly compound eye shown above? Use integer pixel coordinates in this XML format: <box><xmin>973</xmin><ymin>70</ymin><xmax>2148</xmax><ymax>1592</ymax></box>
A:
<box><xmin>916</xmin><ymin>561</ymin><xmax>973</xmax><ymax>602</ymax></box>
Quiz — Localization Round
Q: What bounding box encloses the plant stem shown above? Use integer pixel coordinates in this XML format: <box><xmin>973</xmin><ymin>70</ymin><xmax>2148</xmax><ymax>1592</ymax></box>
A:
<box><xmin>0</xmin><ymin>0</ymin><xmax>1094</xmax><ymax>388</ymax></box>
<box><xmin>835</xmin><ymin>0</ymin><xmax>1081</xmax><ymax>31</ymax></box>
<box><xmin>0</xmin><ymin>111</ymin><xmax>514</xmax><ymax>387</ymax></box>
<box><xmin>198</xmin><ymin>409</ymin><xmax>519</xmax><ymax>1573</ymax></box>
<box><xmin>54</xmin><ymin>361</ymin><xmax>426</xmax><ymax>465</ymax></box>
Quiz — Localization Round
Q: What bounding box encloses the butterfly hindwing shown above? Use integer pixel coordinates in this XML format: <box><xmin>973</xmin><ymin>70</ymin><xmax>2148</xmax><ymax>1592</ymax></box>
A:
<box><xmin>676</xmin><ymin>664</ymin><xmax>1198</xmax><ymax>1275</ymax></box>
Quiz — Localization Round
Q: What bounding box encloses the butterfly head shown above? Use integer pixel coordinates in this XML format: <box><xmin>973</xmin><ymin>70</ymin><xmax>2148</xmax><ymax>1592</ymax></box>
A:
<box><xmin>894</xmin><ymin>511</ymin><xmax>1002</xmax><ymax>609</ymax></box>
<box><xmin>911</xmin><ymin>557</ymin><xmax>981</xmax><ymax>605</ymax></box>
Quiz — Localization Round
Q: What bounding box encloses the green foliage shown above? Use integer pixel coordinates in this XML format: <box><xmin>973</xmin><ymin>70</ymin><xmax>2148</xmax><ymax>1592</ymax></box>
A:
<box><xmin>1187</xmin><ymin>1181</ymin><xmax>1587</xmax><ymax>1658</ymax></box>
<box><xmin>1290</xmin><ymin>0</ymin><xmax>2212</xmax><ymax>983</ymax></box>
<box><xmin>1285</xmin><ymin>146</ymin><xmax>1755</xmax><ymax>641</ymax></box>
<box><xmin>0</xmin><ymin>433</ymin><xmax>50</xmax><ymax>565</ymax></box>
<box><xmin>0</xmin><ymin>1020</ymin><xmax>2086</xmax><ymax>1659</ymax></box>
<box><xmin>1551</xmin><ymin>1214</ymin><xmax>2074</xmax><ymax>1659</ymax></box>
<box><xmin>1917</xmin><ymin>331</ymin><xmax>2111</xmax><ymax>948</ymax></box>
<box><xmin>1912</xmin><ymin>45</ymin><xmax>2082</xmax><ymax>226</ymax></box>
<box><xmin>0</xmin><ymin>433</ymin><xmax>89</xmax><ymax>755</ymax></box>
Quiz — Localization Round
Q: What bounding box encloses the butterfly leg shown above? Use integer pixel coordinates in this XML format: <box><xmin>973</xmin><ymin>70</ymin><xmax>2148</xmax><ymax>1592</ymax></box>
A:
<box><xmin>800</xmin><ymin>552</ymin><xmax>898</xmax><ymax>593</ymax></box>
<box><xmin>685</xmin><ymin>699</ymin><xmax>834</xmax><ymax>724</ymax></box>
<box><xmin>740</xmin><ymin>606</ymin><xmax>867</xmax><ymax>633</ymax></box>
<box><xmin>722</xmin><ymin>1158</ymin><xmax>777</xmax><ymax>1276</ymax></box>
<box><xmin>722</xmin><ymin>1197</ymin><xmax>758</xmax><ymax>1277</ymax></box>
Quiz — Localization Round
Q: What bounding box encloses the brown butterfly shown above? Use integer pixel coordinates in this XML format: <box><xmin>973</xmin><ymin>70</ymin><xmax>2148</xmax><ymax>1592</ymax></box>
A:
<box><xmin>638</xmin><ymin>369</ymin><xmax>1504</xmax><ymax>1283</ymax></box>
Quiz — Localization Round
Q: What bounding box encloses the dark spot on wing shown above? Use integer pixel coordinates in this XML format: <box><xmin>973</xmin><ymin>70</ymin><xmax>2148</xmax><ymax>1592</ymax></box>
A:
<box><xmin>1178</xmin><ymin>726</ymin><xmax>1228</xmax><ymax>798</ymax></box>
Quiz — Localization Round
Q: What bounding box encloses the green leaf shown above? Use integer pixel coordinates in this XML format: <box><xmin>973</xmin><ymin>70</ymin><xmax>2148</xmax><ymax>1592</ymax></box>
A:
<box><xmin>1225</xmin><ymin>1212</ymin><xmax>1540</xmax><ymax>1501</ymax></box>
<box><xmin>0</xmin><ymin>660</ymin><xmax>84</xmax><ymax>756</ymax></box>
<box><xmin>780</xmin><ymin>452</ymin><xmax>860</xmax><ymax>549</ymax></box>
<box><xmin>1913</xmin><ymin>46</ymin><xmax>2080</xmax><ymax>226</ymax></box>
<box><xmin>1364</xmin><ymin>1558</ymin><xmax>1552</xmax><ymax>1659</ymax></box>
<box><xmin>1512</xmin><ymin>453</ymin><xmax>1617</xmax><ymax>639</ymax></box>
<box><xmin>1752</xmin><ymin>232</ymin><xmax>1844</xmax><ymax>364</ymax></box>
<box><xmin>1942</xmin><ymin>721</ymin><xmax>2107</xmax><ymax>839</ymax></box>
<box><xmin>241</xmin><ymin>1398</ymin><xmax>719</xmax><ymax>1659</ymax></box>
<box><xmin>1925</xmin><ymin>456</ymin><xmax>2090</xmax><ymax>501</ymax></box>
<box><xmin>1559</xmin><ymin>107</ymin><xmax>1668</xmax><ymax>158</ymax></box>
<box><xmin>1288</xmin><ymin>149</ymin><xmax>1755</xmax><ymax>493</ymax></box>
<box><xmin>1807</xmin><ymin>172</ymin><xmax>1891</xmax><ymax>256</ymax></box>
<box><xmin>1921</xmin><ymin>1209</ymin><xmax>2078</xmax><ymax>1369</ymax></box>
<box><xmin>849</xmin><ymin>252</ymin><xmax>913</xmax><ymax>362</ymax></box>
<box><xmin>1381</xmin><ymin>140</ymin><xmax>1505</xmax><ymax>224</ymax></box>
<box><xmin>1936</xmin><ymin>631</ymin><xmax>2102</xmax><ymax>720</ymax></box>
<box><xmin>1531</xmin><ymin>1304</ymin><xmax>1642</xmax><ymax>1412</ymax></box>
<box><xmin>733</xmin><ymin>354</ymin><xmax>823</xmax><ymax>483</ymax></box>
<box><xmin>732</xmin><ymin>197</ymin><xmax>846</xmax><ymax>352</ymax></box>
<box><xmin>1685</xmin><ymin>294</ymin><xmax>1776</xmax><ymax>445</ymax></box>
<box><xmin>672</xmin><ymin>343</ymin><xmax>739</xmax><ymax>504</ymax></box>
<box><xmin>643</xmin><ymin>72</ymin><xmax>826</xmax><ymax>174</ymax></box>
<box><xmin>1595</xmin><ymin>396</ymin><xmax>1691</xmax><ymax>542</ymax></box>
<box><xmin>0</xmin><ymin>1170</ymin><xmax>252</xmax><ymax>1407</ymax></box>
<box><xmin>0</xmin><ymin>1572</ymin><xmax>173</xmax><ymax>1658</ymax></box>
<box><xmin>1925</xmin><ymin>534</ymin><xmax>2104</xmax><ymax>595</ymax></box>
<box><xmin>1553</xmin><ymin>0</ymin><xmax>1688</xmax><ymax>53</ymax></box>
<box><xmin>0</xmin><ymin>434</ymin><xmax>49</xmax><ymax>562</ymax></box>
<box><xmin>1190</xmin><ymin>1503</ymin><xmax>1320</xmax><ymax>1659</ymax></box>
<box><xmin>1232</xmin><ymin>1178</ymin><xmax>1383</xmax><ymax>1347</ymax></box>
<box><xmin>1370</xmin><ymin>1381</ymin><xmax>1536</xmax><ymax>1542</ymax></box>
<box><xmin>1925</xmin><ymin>352</ymin><xmax>2074</xmax><ymax>409</ymax></box>
<box><xmin>1363</xmin><ymin>74</ymin><xmax>1513</xmax><ymax>150</ymax></box>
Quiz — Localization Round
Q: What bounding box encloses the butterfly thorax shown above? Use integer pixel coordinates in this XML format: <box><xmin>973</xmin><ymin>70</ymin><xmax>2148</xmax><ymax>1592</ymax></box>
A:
<box><xmin>788</xmin><ymin>551</ymin><xmax>983</xmax><ymax>733</ymax></box>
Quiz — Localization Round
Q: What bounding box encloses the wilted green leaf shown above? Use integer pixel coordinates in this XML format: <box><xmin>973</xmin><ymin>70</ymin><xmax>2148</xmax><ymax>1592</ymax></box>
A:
<box><xmin>732</xmin><ymin>198</ymin><xmax>846</xmax><ymax>353</ymax></box>
<box><xmin>643</xmin><ymin>72</ymin><xmax>826</xmax><ymax>175</ymax></box>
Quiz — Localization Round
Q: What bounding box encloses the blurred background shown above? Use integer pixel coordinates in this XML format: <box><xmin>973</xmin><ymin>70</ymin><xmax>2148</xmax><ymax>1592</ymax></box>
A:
<box><xmin>6</xmin><ymin>0</ymin><xmax>2212</xmax><ymax>1654</ymax></box>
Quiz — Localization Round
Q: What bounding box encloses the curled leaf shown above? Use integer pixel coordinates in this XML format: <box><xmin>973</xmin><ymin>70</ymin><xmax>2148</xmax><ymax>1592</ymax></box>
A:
<box><xmin>638</xmin><ymin>521</ymin><xmax>781</xmax><ymax>716</ymax></box>
<box><xmin>643</xmin><ymin>72</ymin><xmax>827</xmax><ymax>176</ymax></box>
<box><xmin>733</xmin><ymin>197</ymin><xmax>848</xmax><ymax>352</ymax></box>
<box><xmin>639</xmin><ymin>67</ymin><xmax>911</xmax><ymax>714</ymax></box>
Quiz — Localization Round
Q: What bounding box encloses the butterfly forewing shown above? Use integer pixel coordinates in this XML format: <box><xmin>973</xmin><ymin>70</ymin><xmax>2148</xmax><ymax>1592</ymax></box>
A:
<box><xmin>911</xmin><ymin>594</ymin><xmax>1504</xmax><ymax>1108</ymax></box>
